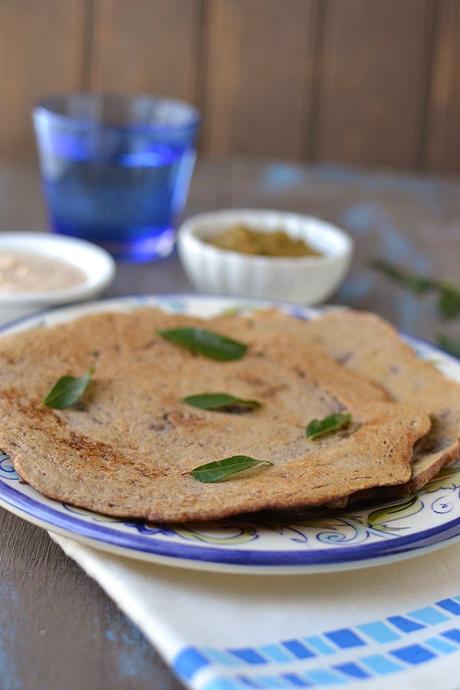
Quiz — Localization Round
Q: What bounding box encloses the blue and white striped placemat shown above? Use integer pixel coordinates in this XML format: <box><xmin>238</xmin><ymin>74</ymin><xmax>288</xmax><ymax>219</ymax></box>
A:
<box><xmin>52</xmin><ymin>534</ymin><xmax>460</xmax><ymax>690</ymax></box>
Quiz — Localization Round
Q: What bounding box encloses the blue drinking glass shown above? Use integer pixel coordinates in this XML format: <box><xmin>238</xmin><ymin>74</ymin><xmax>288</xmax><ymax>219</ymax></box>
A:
<box><xmin>33</xmin><ymin>93</ymin><xmax>200</xmax><ymax>262</ymax></box>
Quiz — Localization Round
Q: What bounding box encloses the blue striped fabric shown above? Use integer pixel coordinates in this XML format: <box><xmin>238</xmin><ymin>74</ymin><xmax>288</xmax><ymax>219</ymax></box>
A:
<box><xmin>173</xmin><ymin>596</ymin><xmax>460</xmax><ymax>689</ymax></box>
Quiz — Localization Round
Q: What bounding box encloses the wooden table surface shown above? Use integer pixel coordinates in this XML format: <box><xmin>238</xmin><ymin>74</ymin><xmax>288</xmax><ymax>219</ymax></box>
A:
<box><xmin>0</xmin><ymin>157</ymin><xmax>459</xmax><ymax>690</ymax></box>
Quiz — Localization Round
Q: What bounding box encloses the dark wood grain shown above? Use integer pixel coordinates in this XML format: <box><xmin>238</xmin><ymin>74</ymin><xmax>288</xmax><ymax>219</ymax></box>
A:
<box><xmin>202</xmin><ymin>0</ymin><xmax>319</xmax><ymax>159</ymax></box>
<box><xmin>0</xmin><ymin>511</ymin><xmax>179</xmax><ymax>690</ymax></box>
<box><xmin>424</xmin><ymin>0</ymin><xmax>460</xmax><ymax>173</ymax></box>
<box><xmin>90</xmin><ymin>0</ymin><xmax>202</xmax><ymax>103</ymax></box>
<box><xmin>0</xmin><ymin>157</ymin><xmax>459</xmax><ymax>690</ymax></box>
<box><xmin>1</xmin><ymin>1</ymin><xmax>460</xmax><ymax>171</ymax></box>
<box><xmin>316</xmin><ymin>0</ymin><xmax>435</xmax><ymax>168</ymax></box>
<box><xmin>0</xmin><ymin>0</ymin><xmax>87</xmax><ymax>161</ymax></box>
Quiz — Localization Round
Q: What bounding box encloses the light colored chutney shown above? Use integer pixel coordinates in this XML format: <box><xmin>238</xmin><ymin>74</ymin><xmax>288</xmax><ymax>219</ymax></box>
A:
<box><xmin>0</xmin><ymin>251</ymin><xmax>87</xmax><ymax>293</ymax></box>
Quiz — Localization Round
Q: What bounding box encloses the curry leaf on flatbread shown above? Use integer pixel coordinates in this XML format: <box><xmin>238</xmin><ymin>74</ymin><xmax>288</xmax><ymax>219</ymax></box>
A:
<box><xmin>191</xmin><ymin>455</ymin><xmax>273</xmax><ymax>483</ymax></box>
<box><xmin>158</xmin><ymin>327</ymin><xmax>248</xmax><ymax>361</ymax></box>
<box><xmin>183</xmin><ymin>392</ymin><xmax>261</xmax><ymax>413</ymax></box>
<box><xmin>43</xmin><ymin>369</ymin><xmax>93</xmax><ymax>409</ymax></box>
<box><xmin>306</xmin><ymin>412</ymin><xmax>351</xmax><ymax>440</ymax></box>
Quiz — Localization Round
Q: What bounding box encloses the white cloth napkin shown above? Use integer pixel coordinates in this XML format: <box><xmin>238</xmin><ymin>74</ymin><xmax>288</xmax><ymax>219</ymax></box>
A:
<box><xmin>51</xmin><ymin>533</ymin><xmax>460</xmax><ymax>690</ymax></box>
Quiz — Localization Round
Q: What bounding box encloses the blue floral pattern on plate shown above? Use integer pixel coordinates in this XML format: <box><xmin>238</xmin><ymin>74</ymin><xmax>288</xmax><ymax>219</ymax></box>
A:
<box><xmin>0</xmin><ymin>453</ymin><xmax>19</xmax><ymax>480</ymax></box>
<box><xmin>0</xmin><ymin>294</ymin><xmax>459</xmax><ymax>573</ymax></box>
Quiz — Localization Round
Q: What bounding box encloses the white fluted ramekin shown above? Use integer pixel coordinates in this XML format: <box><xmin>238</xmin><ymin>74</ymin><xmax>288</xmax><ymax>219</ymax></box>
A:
<box><xmin>177</xmin><ymin>209</ymin><xmax>353</xmax><ymax>304</ymax></box>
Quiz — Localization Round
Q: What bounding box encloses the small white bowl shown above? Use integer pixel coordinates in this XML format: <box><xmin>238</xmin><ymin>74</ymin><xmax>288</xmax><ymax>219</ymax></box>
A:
<box><xmin>178</xmin><ymin>209</ymin><xmax>353</xmax><ymax>304</ymax></box>
<box><xmin>0</xmin><ymin>232</ymin><xmax>116</xmax><ymax>324</ymax></box>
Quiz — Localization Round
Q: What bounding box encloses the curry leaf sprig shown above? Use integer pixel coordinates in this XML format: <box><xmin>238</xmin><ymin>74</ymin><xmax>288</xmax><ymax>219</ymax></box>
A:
<box><xmin>306</xmin><ymin>412</ymin><xmax>352</xmax><ymax>440</ymax></box>
<box><xmin>191</xmin><ymin>455</ymin><xmax>273</xmax><ymax>483</ymax></box>
<box><xmin>371</xmin><ymin>259</ymin><xmax>460</xmax><ymax>321</ymax></box>
<box><xmin>436</xmin><ymin>334</ymin><xmax>460</xmax><ymax>359</ymax></box>
<box><xmin>184</xmin><ymin>392</ymin><xmax>261</xmax><ymax>413</ymax></box>
<box><xmin>43</xmin><ymin>368</ymin><xmax>94</xmax><ymax>409</ymax></box>
<box><xmin>158</xmin><ymin>327</ymin><xmax>248</xmax><ymax>361</ymax></box>
<box><xmin>438</xmin><ymin>285</ymin><xmax>460</xmax><ymax>321</ymax></box>
<box><xmin>371</xmin><ymin>259</ymin><xmax>436</xmax><ymax>295</ymax></box>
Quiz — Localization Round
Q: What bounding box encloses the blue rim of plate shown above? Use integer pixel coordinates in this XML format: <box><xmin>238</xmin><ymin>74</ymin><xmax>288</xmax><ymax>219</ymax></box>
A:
<box><xmin>0</xmin><ymin>293</ymin><xmax>459</xmax><ymax>569</ymax></box>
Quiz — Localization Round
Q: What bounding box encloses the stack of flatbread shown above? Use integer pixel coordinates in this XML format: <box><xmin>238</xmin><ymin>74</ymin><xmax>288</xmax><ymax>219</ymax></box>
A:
<box><xmin>0</xmin><ymin>306</ymin><xmax>458</xmax><ymax>523</ymax></box>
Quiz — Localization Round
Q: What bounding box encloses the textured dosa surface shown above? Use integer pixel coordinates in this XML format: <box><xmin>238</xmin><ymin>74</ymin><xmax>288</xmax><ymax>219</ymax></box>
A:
<box><xmin>230</xmin><ymin>309</ymin><xmax>460</xmax><ymax>497</ymax></box>
<box><xmin>0</xmin><ymin>308</ymin><xmax>429</xmax><ymax>522</ymax></box>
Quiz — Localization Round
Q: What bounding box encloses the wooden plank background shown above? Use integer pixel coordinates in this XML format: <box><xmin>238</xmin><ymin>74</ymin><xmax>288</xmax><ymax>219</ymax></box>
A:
<box><xmin>1</xmin><ymin>0</ymin><xmax>460</xmax><ymax>174</ymax></box>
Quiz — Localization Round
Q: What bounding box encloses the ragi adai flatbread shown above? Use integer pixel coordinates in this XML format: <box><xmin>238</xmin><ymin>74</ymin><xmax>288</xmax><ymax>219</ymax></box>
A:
<box><xmin>0</xmin><ymin>308</ymin><xmax>430</xmax><ymax>521</ymax></box>
<box><xmin>228</xmin><ymin>308</ymin><xmax>460</xmax><ymax>498</ymax></box>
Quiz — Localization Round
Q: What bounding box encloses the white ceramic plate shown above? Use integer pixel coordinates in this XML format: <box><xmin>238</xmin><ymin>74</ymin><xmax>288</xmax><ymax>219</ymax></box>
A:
<box><xmin>0</xmin><ymin>294</ymin><xmax>459</xmax><ymax>575</ymax></box>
